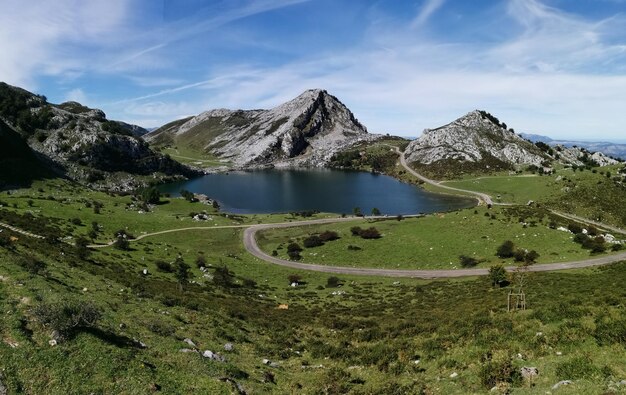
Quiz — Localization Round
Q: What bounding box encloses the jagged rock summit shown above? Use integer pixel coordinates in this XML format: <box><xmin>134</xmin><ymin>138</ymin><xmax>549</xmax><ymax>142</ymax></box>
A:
<box><xmin>146</xmin><ymin>89</ymin><xmax>378</xmax><ymax>167</ymax></box>
<box><xmin>405</xmin><ymin>110</ymin><xmax>547</xmax><ymax>167</ymax></box>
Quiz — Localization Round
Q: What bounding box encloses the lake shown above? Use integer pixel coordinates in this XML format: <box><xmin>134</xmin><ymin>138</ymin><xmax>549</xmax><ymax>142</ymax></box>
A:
<box><xmin>159</xmin><ymin>169</ymin><xmax>476</xmax><ymax>215</ymax></box>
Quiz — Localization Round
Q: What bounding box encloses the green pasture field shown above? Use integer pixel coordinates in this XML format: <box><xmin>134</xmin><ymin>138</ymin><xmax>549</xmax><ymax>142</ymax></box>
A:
<box><xmin>257</xmin><ymin>206</ymin><xmax>624</xmax><ymax>270</ymax></box>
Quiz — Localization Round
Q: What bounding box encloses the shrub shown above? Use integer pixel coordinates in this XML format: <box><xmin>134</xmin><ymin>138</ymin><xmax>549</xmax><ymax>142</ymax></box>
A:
<box><xmin>146</xmin><ymin>319</ymin><xmax>176</xmax><ymax>337</ymax></box>
<box><xmin>213</xmin><ymin>265</ymin><xmax>235</xmax><ymax>287</ymax></box>
<box><xmin>195</xmin><ymin>254</ymin><xmax>207</xmax><ymax>268</ymax></box>
<box><xmin>555</xmin><ymin>356</ymin><xmax>599</xmax><ymax>380</ymax></box>
<box><xmin>479</xmin><ymin>356</ymin><xmax>522</xmax><ymax>389</ymax></box>
<box><xmin>612</xmin><ymin>244</ymin><xmax>624</xmax><ymax>252</ymax></box>
<box><xmin>573</xmin><ymin>233</ymin><xmax>589</xmax><ymax>244</ymax></box>
<box><xmin>496</xmin><ymin>240</ymin><xmax>515</xmax><ymax>258</ymax></box>
<box><xmin>326</xmin><ymin>276</ymin><xmax>343</xmax><ymax>288</ymax></box>
<box><xmin>243</xmin><ymin>278</ymin><xmax>256</xmax><ymax>288</ymax></box>
<box><xmin>459</xmin><ymin>255</ymin><xmax>479</xmax><ymax>268</ymax></box>
<box><xmin>513</xmin><ymin>249</ymin><xmax>526</xmax><ymax>262</ymax></box>
<box><xmin>33</xmin><ymin>300</ymin><xmax>101</xmax><ymax>340</ymax></box>
<box><xmin>18</xmin><ymin>255</ymin><xmax>47</xmax><ymax>275</ymax></box>
<box><xmin>70</xmin><ymin>217</ymin><xmax>82</xmax><ymax>226</ymax></box>
<box><xmin>525</xmin><ymin>250</ymin><xmax>539</xmax><ymax>264</ymax></box>
<box><xmin>350</xmin><ymin>226</ymin><xmax>362</xmax><ymax>236</ymax></box>
<box><xmin>287</xmin><ymin>243</ymin><xmax>302</xmax><ymax>260</ymax></box>
<box><xmin>303</xmin><ymin>235</ymin><xmax>324</xmax><ymax>248</ymax></box>
<box><xmin>319</xmin><ymin>230</ymin><xmax>340</xmax><ymax>242</ymax></box>
<box><xmin>359</xmin><ymin>227</ymin><xmax>381</xmax><ymax>239</ymax></box>
<box><xmin>113</xmin><ymin>236</ymin><xmax>130</xmax><ymax>251</ymax></box>
<box><xmin>155</xmin><ymin>260</ymin><xmax>173</xmax><ymax>273</ymax></box>
<box><xmin>288</xmin><ymin>274</ymin><xmax>302</xmax><ymax>285</ymax></box>
<box><xmin>568</xmin><ymin>223</ymin><xmax>583</xmax><ymax>234</ymax></box>
<box><xmin>488</xmin><ymin>265</ymin><xmax>507</xmax><ymax>287</ymax></box>
<box><xmin>347</xmin><ymin>245</ymin><xmax>362</xmax><ymax>251</ymax></box>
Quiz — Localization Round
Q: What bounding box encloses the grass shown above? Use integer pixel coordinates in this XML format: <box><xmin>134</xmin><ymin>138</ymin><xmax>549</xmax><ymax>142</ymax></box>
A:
<box><xmin>1</xmin><ymin>173</ymin><xmax>626</xmax><ymax>393</ymax></box>
<box><xmin>160</xmin><ymin>146</ymin><xmax>229</xmax><ymax>168</ymax></box>
<box><xmin>256</xmin><ymin>206</ymin><xmax>624</xmax><ymax>269</ymax></box>
<box><xmin>442</xmin><ymin>175</ymin><xmax>554</xmax><ymax>205</ymax></box>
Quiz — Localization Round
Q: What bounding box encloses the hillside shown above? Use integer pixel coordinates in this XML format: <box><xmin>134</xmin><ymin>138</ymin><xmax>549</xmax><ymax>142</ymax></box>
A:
<box><xmin>406</xmin><ymin>110</ymin><xmax>619</xmax><ymax>178</ymax></box>
<box><xmin>145</xmin><ymin>89</ymin><xmax>379</xmax><ymax>167</ymax></box>
<box><xmin>0</xmin><ymin>82</ymin><xmax>197</xmax><ymax>190</ymax></box>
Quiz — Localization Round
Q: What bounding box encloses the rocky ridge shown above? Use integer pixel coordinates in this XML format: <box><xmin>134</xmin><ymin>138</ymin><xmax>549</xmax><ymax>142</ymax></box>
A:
<box><xmin>0</xmin><ymin>82</ymin><xmax>196</xmax><ymax>190</ymax></box>
<box><xmin>145</xmin><ymin>89</ymin><xmax>379</xmax><ymax>168</ymax></box>
<box><xmin>405</xmin><ymin>110</ymin><xmax>547</xmax><ymax>167</ymax></box>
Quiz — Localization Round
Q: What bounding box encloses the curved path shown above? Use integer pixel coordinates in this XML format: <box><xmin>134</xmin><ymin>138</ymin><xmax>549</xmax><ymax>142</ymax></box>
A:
<box><xmin>243</xmin><ymin>218</ymin><xmax>626</xmax><ymax>278</ymax></box>
<box><xmin>395</xmin><ymin>147</ymin><xmax>494</xmax><ymax>206</ymax></box>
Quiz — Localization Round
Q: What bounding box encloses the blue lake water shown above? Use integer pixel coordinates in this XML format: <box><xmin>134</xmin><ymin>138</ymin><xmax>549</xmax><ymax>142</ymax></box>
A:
<box><xmin>159</xmin><ymin>169</ymin><xmax>476</xmax><ymax>215</ymax></box>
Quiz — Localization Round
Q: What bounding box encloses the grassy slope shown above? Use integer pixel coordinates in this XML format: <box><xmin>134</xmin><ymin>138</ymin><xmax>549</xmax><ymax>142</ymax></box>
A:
<box><xmin>0</xmin><ymin>166</ymin><xmax>625</xmax><ymax>393</ymax></box>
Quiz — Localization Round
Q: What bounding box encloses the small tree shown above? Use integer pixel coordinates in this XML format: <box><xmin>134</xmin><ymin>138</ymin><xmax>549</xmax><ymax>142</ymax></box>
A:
<box><xmin>525</xmin><ymin>250</ymin><xmax>539</xmax><ymax>264</ymax></box>
<box><xmin>371</xmin><ymin>207</ymin><xmax>381</xmax><ymax>216</ymax></box>
<box><xmin>195</xmin><ymin>254</ymin><xmax>207</xmax><ymax>268</ymax></box>
<box><xmin>319</xmin><ymin>230</ymin><xmax>340</xmax><ymax>242</ymax></box>
<box><xmin>213</xmin><ymin>265</ymin><xmax>235</xmax><ymax>287</ymax></box>
<box><xmin>113</xmin><ymin>236</ymin><xmax>130</xmax><ymax>251</ymax></box>
<box><xmin>287</xmin><ymin>243</ymin><xmax>303</xmax><ymax>260</ymax></box>
<box><xmin>353</xmin><ymin>207</ymin><xmax>363</xmax><ymax>217</ymax></box>
<box><xmin>350</xmin><ymin>226</ymin><xmax>362</xmax><ymax>236</ymax></box>
<box><xmin>75</xmin><ymin>236</ymin><xmax>91</xmax><ymax>260</ymax></box>
<box><xmin>174</xmin><ymin>256</ymin><xmax>191</xmax><ymax>291</ymax></box>
<box><xmin>488</xmin><ymin>265</ymin><xmax>507</xmax><ymax>287</ymax></box>
<box><xmin>496</xmin><ymin>240</ymin><xmax>515</xmax><ymax>258</ymax></box>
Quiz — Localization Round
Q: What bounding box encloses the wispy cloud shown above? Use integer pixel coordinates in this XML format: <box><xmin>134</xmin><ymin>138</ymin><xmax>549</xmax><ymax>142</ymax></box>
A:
<box><xmin>411</xmin><ymin>0</ymin><xmax>446</xmax><ymax>28</ymax></box>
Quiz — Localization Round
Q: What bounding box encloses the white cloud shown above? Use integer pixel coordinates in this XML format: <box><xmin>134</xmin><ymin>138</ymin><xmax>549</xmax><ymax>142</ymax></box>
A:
<box><xmin>411</xmin><ymin>0</ymin><xmax>446</xmax><ymax>28</ymax></box>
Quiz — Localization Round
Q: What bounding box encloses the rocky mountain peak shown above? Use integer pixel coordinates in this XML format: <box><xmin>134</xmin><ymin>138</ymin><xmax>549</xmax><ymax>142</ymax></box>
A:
<box><xmin>147</xmin><ymin>89</ymin><xmax>375</xmax><ymax>168</ymax></box>
<box><xmin>406</xmin><ymin>110</ymin><xmax>546</xmax><ymax>168</ymax></box>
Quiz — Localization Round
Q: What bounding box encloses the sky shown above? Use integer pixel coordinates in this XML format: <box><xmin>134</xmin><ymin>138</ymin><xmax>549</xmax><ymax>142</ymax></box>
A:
<box><xmin>1</xmin><ymin>0</ymin><xmax>626</xmax><ymax>141</ymax></box>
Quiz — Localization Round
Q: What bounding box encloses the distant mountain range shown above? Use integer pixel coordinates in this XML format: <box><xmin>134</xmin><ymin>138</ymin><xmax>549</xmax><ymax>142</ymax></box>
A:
<box><xmin>520</xmin><ymin>133</ymin><xmax>626</xmax><ymax>160</ymax></box>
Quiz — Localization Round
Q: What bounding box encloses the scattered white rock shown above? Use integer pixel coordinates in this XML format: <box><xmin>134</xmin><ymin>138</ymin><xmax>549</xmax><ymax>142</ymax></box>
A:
<box><xmin>183</xmin><ymin>338</ymin><xmax>196</xmax><ymax>348</ymax></box>
<box><xmin>450</xmin><ymin>372</ymin><xmax>458</xmax><ymax>379</ymax></box>
<box><xmin>552</xmin><ymin>380</ymin><xmax>573</xmax><ymax>390</ymax></box>
<box><xmin>48</xmin><ymin>339</ymin><xmax>57</xmax><ymax>347</ymax></box>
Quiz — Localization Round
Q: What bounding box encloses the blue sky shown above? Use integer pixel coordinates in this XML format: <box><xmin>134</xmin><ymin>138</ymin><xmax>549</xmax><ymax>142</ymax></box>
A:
<box><xmin>2</xmin><ymin>0</ymin><xmax>626</xmax><ymax>141</ymax></box>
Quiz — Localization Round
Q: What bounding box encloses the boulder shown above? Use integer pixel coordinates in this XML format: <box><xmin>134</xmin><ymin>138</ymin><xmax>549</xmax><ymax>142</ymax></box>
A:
<box><xmin>520</xmin><ymin>367</ymin><xmax>539</xmax><ymax>380</ymax></box>
<box><xmin>224</xmin><ymin>342</ymin><xmax>234</xmax><ymax>352</ymax></box>
<box><xmin>183</xmin><ymin>338</ymin><xmax>196</xmax><ymax>348</ymax></box>
<box><xmin>552</xmin><ymin>380</ymin><xmax>573</xmax><ymax>390</ymax></box>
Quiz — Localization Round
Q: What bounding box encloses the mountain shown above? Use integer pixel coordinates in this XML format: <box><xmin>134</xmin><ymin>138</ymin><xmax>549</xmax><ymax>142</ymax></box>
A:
<box><xmin>145</xmin><ymin>89</ymin><xmax>378</xmax><ymax>167</ymax></box>
<box><xmin>405</xmin><ymin>110</ymin><xmax>548</xmax><ymax>174</ymax></box>
<box><xmin>521</xmin><ymin>133</ymin><xmax>626</xmax><ymax>160</ymax></box>
<box><xmin>0</xmin><ymin>82</ymin><xmax>196</xmax><ymax>190</ymax></box>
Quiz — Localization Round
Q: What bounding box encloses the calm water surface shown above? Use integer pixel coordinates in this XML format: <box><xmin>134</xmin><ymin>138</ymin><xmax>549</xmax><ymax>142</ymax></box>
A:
<box><xmin>159</xmin><ymin>169</ymin><xmax>476</xmax><ymax>215</ymax></box>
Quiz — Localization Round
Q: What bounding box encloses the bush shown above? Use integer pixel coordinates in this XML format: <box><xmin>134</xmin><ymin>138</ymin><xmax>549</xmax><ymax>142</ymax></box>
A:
<box><xmin>195</xmin><ymin>254</ymin><xmax>207</xmax><ymax>268</ymax></box>
<box><xmin>155</xmin><ymin>260</ymin><xmax>173</xmax><ymax>273</ymax></box>
<box><xmin>555</xmin><ymin>356</ymin><xmax>599</xmax><ymax>380</ymax></box>
<box><xmin>488</xmin><ymin>265</ymin><xmax>507</xmax><ymax>287</ymax></box>
<box><xmin>496</xmin><ymin>240</ymin><xmax>515</xmax><ymax>258</ymax></box>
<box><xmin>612</xmin><ymin>244</ymin><xmax>624</xmax><ymax>252</ymax></box>
<box><xmin>359</xmin><ymin>227</ymin><xmax>381</xmax><ymax>239</ymax></box>
<box><xmin>479</xmin><ymin>356</ymin><xmax>522</xmax><ymax>389</ymax></box>
<box><xmin>459</xmin><ymin>255</ymin><xmax>479</xmax><ymax>268</ymax></box>
<box><xmin>288</xmin><ymin>274</ymin><xmax>302</xmax><ymax>285</ymax></box>
<box><xmin>303</xmin><ymin>235</ymin><xmax>324</xmax><ymax>248</ymax></box>
<box><xmin>287</xmin><ymin>243</ymin><xmax>302</xmax><ymax>260</ymax></box>
<box><xmin>18</xmin><ymin>255</ymin><xmax>47</xmax><ymax>275</ymax></box>
<box><xmin>326</xmin><ymin>276</ymin><xmax>343</xmax><ymax>288</ymax></box>
<box><xmin>319</xmin><ymin>230</ymin><xmax>340</xmax><ymax>242</ymax></box>
<box><xmin>33</xmin><ymin>300</ymin><xmax>102</xmax><ymax>340</ymax></box>
<box><xmin>568</xmin><ymin>223</ymin><xmax>583</xmax><ymax>234</ymax></box>
<box><xmin>350</xmin><ymin>226</ymin><xmax>362</xmax><ymax>236</ymax></box>
<box><xmin>113</xmin><ymin>236</ymin><xmax>130</xmax><ymax>251</ymax></box>
<box><xmin>213</xmin><ymin>265</ymin><xmax>235</xmax><ymax>287</ymax></box>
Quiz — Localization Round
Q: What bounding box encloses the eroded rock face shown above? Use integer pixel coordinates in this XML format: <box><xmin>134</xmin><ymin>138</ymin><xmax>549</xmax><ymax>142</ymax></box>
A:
<box><xmin>405</xmin><ymin>110</ymin><xmax>546</xmax><ymax>167</ymax></box>
<box><xmin>555</xmin><ymin>145</ymin><xmax>619</xmax><ymax>167</ymax></box>
<box><xmin>146</xmin><ymin>89</ymin><xmax>379</xmax><ymax>168</ymax></box>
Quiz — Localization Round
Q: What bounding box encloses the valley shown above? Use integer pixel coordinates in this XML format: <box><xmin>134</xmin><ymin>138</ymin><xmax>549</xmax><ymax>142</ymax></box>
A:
<box><xmin>1</xmin><ymin>82</ymin><xmax>626</xmax><ymax>394</ymax></box>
